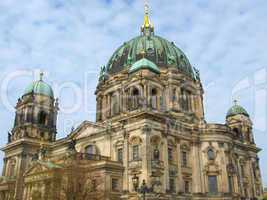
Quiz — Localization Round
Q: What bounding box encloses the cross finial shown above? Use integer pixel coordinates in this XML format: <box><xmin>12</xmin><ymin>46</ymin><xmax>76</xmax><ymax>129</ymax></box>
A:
<box><xmin>145</xmin><ymin>0</ymin><xmax>149</xmax><ymax>15</ymax></box>
<box><xmin>141</xmin><ymin>0</ymin><xmax>154</xmax><ymax>36</ymax></box>
<box><xmin>234</xmin><ymin>99</ymin><xmax>238</xmax><ymax>105</ymax></box>
<box><xmin>144</xmin><ymin>0</ymin><xmax>150</xmax><ymax>28</ymax></box>
<box><xmin>40</xmin><ymin>71</ymin><xmax>44</xmax><ymax>81</ymax></box>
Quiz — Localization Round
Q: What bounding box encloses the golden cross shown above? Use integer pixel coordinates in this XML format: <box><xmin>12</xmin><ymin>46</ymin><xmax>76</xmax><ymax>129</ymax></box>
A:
<box><xmin>143</xmin><ymin>0</ymin><xmax>150</xmax><ymax>28</ymax></box>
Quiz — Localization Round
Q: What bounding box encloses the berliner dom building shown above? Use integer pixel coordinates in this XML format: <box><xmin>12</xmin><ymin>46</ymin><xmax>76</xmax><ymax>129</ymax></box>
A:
<box><xmin>0</xmin><ymin>4</ymin><xmax>264</xmax><ymax>200</ymax></box>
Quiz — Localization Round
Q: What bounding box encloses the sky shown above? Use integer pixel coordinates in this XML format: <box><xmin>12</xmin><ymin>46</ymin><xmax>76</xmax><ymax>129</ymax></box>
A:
<box><xmin>0</xmin><ymin>0</ymin><xmax>267</xmax><ymax>186</ymax></box>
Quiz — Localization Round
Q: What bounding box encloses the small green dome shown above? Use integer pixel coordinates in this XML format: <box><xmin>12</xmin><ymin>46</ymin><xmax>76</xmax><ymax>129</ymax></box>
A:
<box><xmin>23</xmin><ymin>80</ymin><xmax>54</xmax><ymax>98</ymax></box>
<box><xmin>106</xmin><ymin>35</ymin><xmax>197</xmax><ymax>79</ymax></box>
<box><xmin>129</xmin><ymin>58</ymin><xmax>160</xmax><ymax>74</ymax></box>
<box><xmin>226</xmin><ymin>104</ymin><xmax>249</xmax><ymax>118</ymax></box>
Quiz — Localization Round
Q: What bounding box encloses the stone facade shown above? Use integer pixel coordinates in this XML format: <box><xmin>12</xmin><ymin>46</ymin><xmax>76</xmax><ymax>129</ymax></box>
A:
<box><xmin>0</xmin><ymin>7</ymin><xmax>264</xmax><ymax>200</ymax></box>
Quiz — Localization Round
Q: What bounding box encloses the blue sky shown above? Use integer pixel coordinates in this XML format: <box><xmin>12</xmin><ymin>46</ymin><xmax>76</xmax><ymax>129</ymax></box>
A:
<box><xmin>0</xmin><ymin>0</ymin><xmax>267</xmax><ymax>186</ymax></box>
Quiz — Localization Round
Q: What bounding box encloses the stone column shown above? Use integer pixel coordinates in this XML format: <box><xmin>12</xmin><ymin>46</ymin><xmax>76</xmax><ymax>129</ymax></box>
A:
<box><xmin>249</xmin><ymin>159</ymin><xmax>256</xmax><ymax>197</ymax></box>
<box><xmin>176</xmin><ymin>140</ymin><xmax>183</xmax><ymax>193</ymax></box>
<box><xmin>191</xmin><ymin>141</ymin><xmax>202</xmax><ymax>193</ymax></box>
<box><xmin>220</xmin><ymin>149</ymin><xmax>228</xmax><ymax>193</ymax></box>
<box><xmin>162</xmin><ymin>135</ymin><xmax>169</xmax><ymax>192</ymax></box>
<box><xmin>22</xmin><ymin>185</ymin><xmax>27</xmax><ymax>200</ymax></box>
<box><xmin>123</xmin><ymin>132</ymin><xmax>129</xmax><ymax>192</ymax></box>
<box><xmin>107</xmin><ymin>94</ymin><xmax>111</xmax><ymax>118</ymax></box>
<box><xmin>142</xmin><ymin>125</ymin><xmax>151</xmax><ymax>186</ymax></box>
<box><xmin>236</xmin><ymin>158</ymin><xmax>244</xmax><ymax>195</ymax></box>
<box><xmin>119</xmin><ymin>89</ymin><xmax>123</xmax><ymax>113</ymax></box>
<box><xmin>189</xmin><ymin>92</ymin><xmax>194</xmax><ymax>113</ymax></box>
<box><xmin>102</xmin><ymin>95</ymin><xmax>106</xmax><ymax>120</ymax></box>
<box><xmin>165</xmin><ymin>85</ymin><xmax>171</xmax><ymax>111</ymax></box>
<box><xmin>143</xmin><ymin>82</ymin><xmax>148</xmax><ymax>110</ymax></box>
<box><xmin>2</xmin><ymin>158</ymin><xmax>7</xmax><ymax>176</ymax></box>
<box><xmin>197</xmin><ymin>94</ymin><xmax>204</xmax><ymax>119</ymax></box>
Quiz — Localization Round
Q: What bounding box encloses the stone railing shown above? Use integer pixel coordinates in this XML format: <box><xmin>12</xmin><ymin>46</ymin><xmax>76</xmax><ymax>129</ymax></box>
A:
<box><xmin>74</xmin><ymin>153</ymin><xmax>111</xmax><ymax>161</ymax></box>
<box><xmin>151</xmin><ymin>160</ymin><xmax>164</xmax><ymax>169</ymax></box>
<box><xmin>129</xmin><ymin>159</ymin><xmax>142</xmax><ymax>169</ymax></box>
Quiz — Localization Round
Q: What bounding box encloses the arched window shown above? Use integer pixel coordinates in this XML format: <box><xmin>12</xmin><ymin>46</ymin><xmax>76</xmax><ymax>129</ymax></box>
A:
<box><xmin>208</xmin><ymin>176</ymin><xmax>218</xmax><ymax>194</ymax></box>
<box><xmin>168</xmin><ymin>147</ymin><xmax>173</xmax><ymax>161</ymax></box>
<box><xmin>172</xmin><ymin>88</ymin><xmax>177</xmax><ymax>102</ymax></box>
<box><xmin>131</xmin><ymin>88</ymin><xmax>140</xmax><ymax>110</ymax></box>
<box><xmin>132</xmin><ymin>145</ymin><xmax>139</xmax><ymax>161</ymax></box>
<box><xmin>85</xmin><ymin>145</ymin><xmax>94</xmax><ymax>155</ymax></box>
<box><xmin>233</xmin><ymin>128</ymin><xmax>243</xmax><ymax>141</ymax></box>
<box><xmin>153</xmin><ymin>147</ymin><xmax>160</xmax><ymax>161</ymax></box>
<box><xmin>207</xmin><ymin>149</ymin><xmax>215</xmax><ymax>160</ymax></box>
<box><xmin>151</xmin><ymin>88</ymin><xmax>157</xmax><ymax>110</ymax></box>
<box><xmin>182</xmin><ymin>151</ymin><xmax>187</xmax><ymax>167</ymax></box>
<box><xmin>38</xmin><ymin>111</ymin><xmax>47</xmax><ymax>125</ymax></box>
<box><xmin>180</xmin><ymin>89</ymin><xmax>191</xmax><ymax>111</ymax></box>
<box><xmin>111</xmin><ymin>93</ymin><xmax>119</xmax><ymax>116</ymax></box>
<box><xmin>117</xmin><ymin>148</ymin><xmax>123</xmax><ymax>162</ymax></box>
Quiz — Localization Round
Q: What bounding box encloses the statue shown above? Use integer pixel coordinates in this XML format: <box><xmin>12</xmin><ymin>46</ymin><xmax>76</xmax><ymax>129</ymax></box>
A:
<box><xmin>8</xmin><ymin>132</ymin><xmax>12</xmax><ymax>143</ymax></box>
<box><xmin>167</xmin><ymin>54</ymin><xmax>176</xmax><ymax>65</ymax></box>
<box><xmin>32</xmin><ymin>153</ymin><xmax>39</xmax><ymax>161</ymax></box>
<box><xmin>99</xmin><ymin>65</ymin><xmax>106</xmax><ymax>81</ymax></box>
<box><xmin>127</xmin><ymin>56</ymin><xmax>133</xmax><ymax>65</ymax></box>
<box><xmin>68</xmin><ymin>139</ymin><xmax>76</xmax><ymax>151</ymax></box>
<box><xmin>39</xmin><ymin>143</ymin><xmax>47</xmax><ymax>160</ymax></box>
<box><xmin>193</xmin><ymin>67</ymin><xmax>200</xmax><ymax>81</ymax></box>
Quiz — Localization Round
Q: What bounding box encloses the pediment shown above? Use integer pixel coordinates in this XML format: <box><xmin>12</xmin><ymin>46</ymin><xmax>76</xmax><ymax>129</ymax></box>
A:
<box><xmin>25</xmin><ymin>161</ymin><xmax>62</xmax><ymax>176</ymax></box>
<box><xmin>25</xmin><ymin>163</ymin><xmax>48</xmax><ymax>176</ymax></box>
<box><xmin>70</xmin><ymin>121</ymin><xmax>105</xmax><ymax>139</ymax></box>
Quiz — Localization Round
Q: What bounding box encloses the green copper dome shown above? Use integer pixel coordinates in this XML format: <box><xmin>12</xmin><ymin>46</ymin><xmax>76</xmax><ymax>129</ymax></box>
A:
<box><xmin>23</xmin><ymin>80</ymin><xmax>54</xmax><ymax>98</ymax></box>
<box><xmin>129</xmin><ymin>58</ymin><xmax>160</xmax><ymax>74</ymax></box>
<box><xmin>226</xmin><ymin>104</ymin><xmax>249</xmax><ymax>118</ymax></box>
<box><xmin>106</xmin><ymin>35</ymin><xmax>197</xmax><ymax>79</ymax></box>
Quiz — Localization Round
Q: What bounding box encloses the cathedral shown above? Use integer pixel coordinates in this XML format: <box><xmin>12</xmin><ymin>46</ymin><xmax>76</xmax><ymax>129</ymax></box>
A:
<box><xmin>0</xmin><ymin>3</ymin><xmax>264</xmax><ymax>200</ymax></box>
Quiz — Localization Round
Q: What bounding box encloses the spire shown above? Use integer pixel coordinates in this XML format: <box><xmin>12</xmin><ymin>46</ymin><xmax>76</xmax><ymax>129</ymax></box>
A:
<box><xmin>141</xmin><ymin>0</ymin><xmax>154</xmax><ymax>36</ymax></box>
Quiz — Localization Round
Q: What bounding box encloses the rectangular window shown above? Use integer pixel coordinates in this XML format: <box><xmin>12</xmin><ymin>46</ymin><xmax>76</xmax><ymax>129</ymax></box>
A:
<box><xmin>117</xmin><ymin>148</ymin><xmax>123</xmax><ymax>162</ymax></box>
<box><xmin>169</xmin><ymin>178</ymin><xmax>175</xmax><ymax>193</ymax></box>
<box><xmin>112</xmin><ymin>178</ymin><xmax>119</xmax><ymax>191</ymax></box>
<box><xmin>133</xmin><ymin>145</ymin><xmax>139</xmax><ymax>161</ymax></box>
<box><xmin>168</xmin><ymin>147</ymin><xmax>173</xmax><ymax>161</ymax></box>
<box><xmin>182</xmin><ymin>151</ymin><xmax>187</xmax><ymax>167</ymax></box>
<box><xmin>184</xmin><ymin>181</ymin><xmax>190</xmax><ymax>193</ymax></box>
<box><xmin>208</xmin><ymin>176</ymin><xmax>218</xmax><ymax>194</ymax></box>
<box><xmin>228</xmin><ymin>176</ymin><xmax>233</xmax><ymax>193</ymax></box>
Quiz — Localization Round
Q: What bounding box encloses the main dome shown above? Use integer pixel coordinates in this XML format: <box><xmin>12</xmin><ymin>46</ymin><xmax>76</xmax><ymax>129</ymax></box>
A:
<box><xmin>106</xmin><ymin>34</ymin><xmax>197</xmax><ymax>79</ymax></box>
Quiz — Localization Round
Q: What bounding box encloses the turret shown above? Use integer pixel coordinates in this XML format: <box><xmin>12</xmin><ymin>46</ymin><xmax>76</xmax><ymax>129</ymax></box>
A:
<box><xmin>11</xmin><ymin>72</ymin><xmax>58</xmax><ymax>143</ymax></box>
<box><xmin>226</xmin><ymin>100</ymin><xmax>254</xmax><ymax>144</ymax></box>
<box><xmin>1</xmin><ymin>73</ymin><xmax>58</xmax><ymax>199</ymax></box>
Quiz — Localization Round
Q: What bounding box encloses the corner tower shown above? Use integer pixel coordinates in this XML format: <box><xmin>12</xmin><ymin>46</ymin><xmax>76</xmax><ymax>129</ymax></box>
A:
<box><xmin>1</xmin><ymin>73</ymin><xmax>58</xmax><ymax>199</ymax></box>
